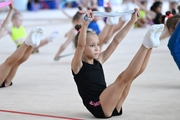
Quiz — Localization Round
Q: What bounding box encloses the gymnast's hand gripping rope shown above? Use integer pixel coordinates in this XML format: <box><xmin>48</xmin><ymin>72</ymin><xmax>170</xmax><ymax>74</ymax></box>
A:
<box><xmin>82</xmin><ymin>10</ymin><xmax>135</xmax><ymax>22</ymax></box>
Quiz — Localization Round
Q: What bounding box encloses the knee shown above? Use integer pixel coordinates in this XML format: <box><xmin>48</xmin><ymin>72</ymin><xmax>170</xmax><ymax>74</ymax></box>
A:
<box><xmin>5</xmin><ymin>57</ymin><xmax>15</xmax><ymax>66</ymax></box>
<box><xmin>138</xmin><ymin>68</ymin><xmax>145</xmax><ymax>76</ymax></box>
<box><xmin>117</xmin><ymin>72</ymin><xmax>133</xmax><ymax>84</ymax></box>
<box><xmin>18</xmin><ymin>56</ymin><xmax>28</xmax><ymax>64</ymax></box>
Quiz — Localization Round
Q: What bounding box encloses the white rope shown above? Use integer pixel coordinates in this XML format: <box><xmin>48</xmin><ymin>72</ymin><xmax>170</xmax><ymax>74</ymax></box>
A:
<box><xmin>82</xmin><ymin>10</ymin><xmax>135</xmax><ymax>22</ymax></box>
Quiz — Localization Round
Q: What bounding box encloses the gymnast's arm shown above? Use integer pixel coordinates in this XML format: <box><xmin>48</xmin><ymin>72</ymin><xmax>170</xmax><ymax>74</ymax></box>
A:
<box><xmin>0</xmin><ymin>28</ymin><xmax>12</xmax><ymax>38</ymax></box>
<box><xmin>0</xmin><ymin>3</ymin><xmax>14</xmax><ymax>39</ymax></box>
<box><xmin>71</xmin><ymin>23</ymin><xmax>87</xmax><ymax>74</ymax></box>
<box><xmin>134</xmin><ymin>0</ymin><xmax>156</xmax><ymax>19</ymax></box>
<box><xmin>98</xmin><ymin>9</ymin><xmax>139</xmax><ymax>64</ymax></box>
<box><xmin>160</xmin><ymin>26</ymin><xmax>171</xmax><ymax>40</ymax></box>
<box><xmin>71</xmin><ymin>11</ymin><xmax>94</xmax><ymax>74</ymax></box>
<box><xmin>65</xmin><ymin>27</ymin><xmax>74</xmax><ymax>37</ymax></box>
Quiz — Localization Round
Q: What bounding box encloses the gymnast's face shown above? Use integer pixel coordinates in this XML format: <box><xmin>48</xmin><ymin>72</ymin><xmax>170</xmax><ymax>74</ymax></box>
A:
<box><xmin>170</xmin><ymin>2</ymin><xmax>177</xmax><ymax>9</ymax></box>
<box><xmin>12</xmin><ymin>15</ymin><xmax>23</xmax><ymax>27</ymax></box>
<box><xmin>84</xmin><ymin>33</ymin><xmax>100</xmax><ymax>59</ymax></box>
<box><xmin>155</xmin><ymin>4</ymin><xmax>162</xmax><ymax>13</ymax></box>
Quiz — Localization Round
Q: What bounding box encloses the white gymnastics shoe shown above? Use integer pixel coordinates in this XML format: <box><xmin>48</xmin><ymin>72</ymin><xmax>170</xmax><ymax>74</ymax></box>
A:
<box><xmin>25</xmin><ymin>27</ymin><xmax>38</xmax><ymax>47</ymax></box>
<box><xmin>47</xmin><ymin>30</ymin><xmax>59</xmax><ymax>42</ymax></box>
<box><xmin>106</xmin><ymin>16</ymin><xmax>119</xmax><ymax>25</ymax></box>
<box><xmin>143</xmin><ymin>24</ymin><xmax>164</xmax><ymax>49</ymax></box>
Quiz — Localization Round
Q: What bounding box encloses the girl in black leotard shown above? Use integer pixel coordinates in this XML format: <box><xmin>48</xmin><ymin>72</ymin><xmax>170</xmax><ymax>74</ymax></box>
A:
<box><xmin>71</xmin><ymin>9</ymin><xmax>164</xmax><ymax>118</ymax></box>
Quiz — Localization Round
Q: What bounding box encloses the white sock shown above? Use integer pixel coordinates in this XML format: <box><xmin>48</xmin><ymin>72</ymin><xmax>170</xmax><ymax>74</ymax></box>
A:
<box><xmin>33</xmin><ymin>27</ymin><xmax>43</xmax><ymax>47</ymax></box>
<box><xmin>143</xmin><ymin>25</ymin><xmax>158</xmax><ymax>49</ymax></box>
<box><xmin>121</xmin><ymin>14</ymin><xmax>131</xmax><ymax>22</ymax></box>
<box><xmin>25</xmin><ymin>27</ymin><xmax>38</xmax><ymax>46</ymax></box>
<box><xmin>106</xmin><ymin>16</ymin><xmax>119</xmax><ymax>25</ymax></box>
<box><xmin>113</xmin><ymin>14</ymin><xmax>120</xmax><ymax>24</ymax></box>
<box><xmin>154</xmin><ymin>24</ymin><xmax>164</xmax><ymax>48</ymax></box>
<box><xmin>143</xmin><ymin>24</ymin><xmax>164</xmax><ymax>49</ymax></box>
<box><xmin>47</xmin><ymin>31</ymin><xmax>59</xmax><ymax>42</ymax></box>
<box><xmin>106</xmin><ymin>17</ymin><xmax>113</xmax><ymax>25</ymax></box>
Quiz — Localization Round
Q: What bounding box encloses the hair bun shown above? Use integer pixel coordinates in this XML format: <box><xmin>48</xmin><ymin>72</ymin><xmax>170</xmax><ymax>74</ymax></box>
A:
<box><xmin>75</xmin><ymin>24</ymin><xmax>82</xmax><ymax>32</ymax></box>
<box><xmin>166</xmin><ymin>11</ymin><xmax>171</xmax><ymax>16</ymax></box>
<box><xmin>165</xmin><ymin>11</ymin><xmax>173</xmax><ymax>18</ymax></box>
<box><xmin>78</xmin><ymin>6</ymin><xmax>82</xmax><ymax>10</ymax></box>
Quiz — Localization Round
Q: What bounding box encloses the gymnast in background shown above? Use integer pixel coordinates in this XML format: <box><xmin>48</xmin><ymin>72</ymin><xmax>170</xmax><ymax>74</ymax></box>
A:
<box><xmin>0</xmin><ymin>2</ymin><xmax>43</xmax><ymax>88</ymax></box>
<box><xmin>2</xmin><ymin>11</ymin><xmax>59</xmax><ymax>53</ymax></box>
<box><xmin>160</xmin><ymin>12</ymin><xmax>180</xmax><ymax>70</ymax></box>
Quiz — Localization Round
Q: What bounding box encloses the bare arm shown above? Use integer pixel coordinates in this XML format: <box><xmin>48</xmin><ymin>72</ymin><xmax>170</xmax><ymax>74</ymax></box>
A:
<box><xmin>134</xmin><ymin>0</ymin><xmax>156</xmax><ymax>19</ymax></box>
<box><xmin>98</xmin><ymin>9</ymin><xmax>139</xmax><ymax>64</ymax></box>
<box><xmin>71</xmin><ymin>23</ymin><xmax>88</xmax><ymax>74</ymax></box>
<box><xmin>65</xmin><ymin>27</ymin><xmax>74</xmax><ymax>37</ymax></box>
<box><xmin>71</xmin><ymin>10</ymin><xmax>94</xmax><ymax>74</ymax></box>
<box><xmin>0</xmin><ymin>3</ymin><xmax>14</xmax><ymax>39</ymax></box>
<box><xmin>54</xmin><ymin>28</ymin><xmax>75</xmax><ymax>59</ymax></box>
<box><xmin>134</xmin><ymin>0</ymin><xmax>148</xmax><ymax>12</ymax></box>
<box><xmin>160</xmin><ymin>26</ymin><xmax>171</xmax><ymax>40</ymax></box>
<box><xmin>1</xmin><ymin>28</ymin><xmax>12</xmax><ymax>37</ymax></box>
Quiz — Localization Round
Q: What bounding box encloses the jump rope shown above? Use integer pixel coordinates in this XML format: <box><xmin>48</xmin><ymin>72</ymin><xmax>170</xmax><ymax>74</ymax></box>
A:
<box><xmin>82</xmin><ymin>10</ymin><xmax>135</xmax><ymax>22</ymax></box>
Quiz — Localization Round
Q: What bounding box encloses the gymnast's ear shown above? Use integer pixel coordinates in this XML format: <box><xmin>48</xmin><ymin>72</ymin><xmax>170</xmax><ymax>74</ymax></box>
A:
<box><xmin>169</xmin><ymin>28</ymin><xmax>174</xmax><ymax>34</ymax></box>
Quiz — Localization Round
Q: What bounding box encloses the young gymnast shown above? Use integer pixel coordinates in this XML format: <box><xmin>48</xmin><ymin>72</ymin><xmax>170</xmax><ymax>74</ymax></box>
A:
<box><xmin>169</xmin><ymin>0</ymin><xmax>179</xmax><ymax>15</ymax></box>
<box><xmin>0</xmin><ymin>27</ymin><xmax>43</xmax><ymax>88</ymax></box>
<box><xmin>160</xmin><ymin>13</ymin><xmax>180</xmax><ymax>70</ymax></box>
<box><xmin>71</xmin><ymin>9</ymin><xmax>164</xmax><ymax>118</ymax></box>
<box><xmin>3</xmin><ymin>11</ymin><xmax>58</xmax><ymax>53</ymax></box>
<box><xmin>150</xmin><ymin>1</ymin><xmax>163</xmax><ymax>24</ymax></box>
<box><xmin>0</xmin><ymin>3</ymin><xmax>43</xmax><ymax>88</ymax></box>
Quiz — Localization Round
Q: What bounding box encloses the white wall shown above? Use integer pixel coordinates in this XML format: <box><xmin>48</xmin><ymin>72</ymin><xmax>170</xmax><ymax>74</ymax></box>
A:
<box><xmin>14</xmin><ymin>0</ymin><xmax>28</xmax><ymax>11</ymax></box>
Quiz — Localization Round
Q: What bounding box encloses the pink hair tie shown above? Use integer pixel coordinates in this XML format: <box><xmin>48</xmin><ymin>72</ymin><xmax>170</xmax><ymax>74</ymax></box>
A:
<box><xmin>88</xmin><ymin>7</ymin><xmax>92</xmax><ymax>10</ymax></box>
<box><xmin>79</xmin><ymin>10</ymin><xmax>83</xmax><ymax>13</ymax></box>
<box><xmin>0</xmin><ymin>1</ymin><xmax>11</xmax><ymax>9</ymax></box>
<box><xmin>78</xmin><ymin>29</ymin><xmax>81</xmax><ymax>32</ymax></box>
<box><xmin>167</xmin><ymin>14</ymin><xmax>173</xmax><ymax>19</ymax></box>
<box><xmin>104</xmin><ymin>2</ymin><xmax>111</xmax><ymax>8</ymax></box>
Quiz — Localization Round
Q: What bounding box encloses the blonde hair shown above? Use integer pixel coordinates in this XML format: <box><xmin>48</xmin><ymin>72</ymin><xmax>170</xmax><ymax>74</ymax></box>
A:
<box><xmin>11</xmin><ymin>11</ymin><xmax>22</xmax><ymax>20</ymax></box>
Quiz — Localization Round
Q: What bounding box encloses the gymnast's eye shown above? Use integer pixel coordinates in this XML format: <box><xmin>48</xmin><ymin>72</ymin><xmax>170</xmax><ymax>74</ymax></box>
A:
<box><xmin>90</xmin><ymin>45</ymin><xmax>94</xmax><ymax>47</ymax></box>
